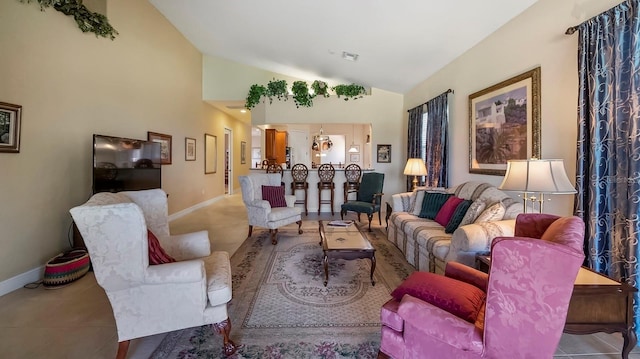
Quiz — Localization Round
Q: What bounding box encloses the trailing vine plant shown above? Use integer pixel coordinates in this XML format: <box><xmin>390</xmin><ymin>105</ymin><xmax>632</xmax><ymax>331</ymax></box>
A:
<box><xmin>244</xmin><ymin>79</ymin><xmax>366</xmax><ymax>109</ymax></box>
<box><xmin>20</xmin><ymin>0</ymin><xmax>118</xmax><ymax>40</ymax></box>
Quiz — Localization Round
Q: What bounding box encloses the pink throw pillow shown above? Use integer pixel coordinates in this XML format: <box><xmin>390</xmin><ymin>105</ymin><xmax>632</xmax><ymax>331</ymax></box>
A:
<box><xmin>148</xmin><ymin>230</ymin><xmax>176</xmax><ymax>265</ymax></box>
<box><xmin>391</xmin><ymin>271</ymin><xmax>486</xmax><ymax>323</ymax></box>
<box><xmin>435</xmin><ymin>196</ymin><xmax>465</xmax><ymax>227</ymax></box>
<box><xmin>262</xmin><ymin>185</ymin><xmax>287</xmax><ymax>208</ymax></box>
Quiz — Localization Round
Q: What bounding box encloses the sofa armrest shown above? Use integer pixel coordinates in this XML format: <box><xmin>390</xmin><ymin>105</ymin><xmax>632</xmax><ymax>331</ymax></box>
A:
<box><xmin>444</xmin><ymin>261</ymin><xmax>488</xmax><ymax>291</ymax></box>
<box><xmin>450</xmin><ymin>219</ymin><xmax>516</xmax><ymax>253</ymax></box>
<box><xmin>398</xmin><ymin>295</ymin><xmax>483</xmax><ymax>353</ymax></box>
<box><xmin>391</xmin><ymin>192</ymin><xmax>414</xmax><ymax>212</ymax></box>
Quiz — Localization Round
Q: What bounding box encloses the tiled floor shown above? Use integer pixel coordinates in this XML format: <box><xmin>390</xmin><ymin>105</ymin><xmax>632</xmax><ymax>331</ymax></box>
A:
<box><xmin>0</xmin><ymin>193</ymin><xmax>639</xmax><ymax>358</ymax></box>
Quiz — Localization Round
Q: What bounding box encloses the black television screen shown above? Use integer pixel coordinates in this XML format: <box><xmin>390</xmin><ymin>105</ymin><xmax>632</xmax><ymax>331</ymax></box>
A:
<box><xmin>93</xmin><ymin>134</ymin><xmax>162</xmax><ymax>194</ymax></box>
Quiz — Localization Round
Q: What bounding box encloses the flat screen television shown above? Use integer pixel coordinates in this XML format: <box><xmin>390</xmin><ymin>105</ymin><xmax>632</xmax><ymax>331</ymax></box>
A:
<box><xmin>92</xmin><ymin>134</ymin><xmax>162</xmax><ymax>194</ymax></box>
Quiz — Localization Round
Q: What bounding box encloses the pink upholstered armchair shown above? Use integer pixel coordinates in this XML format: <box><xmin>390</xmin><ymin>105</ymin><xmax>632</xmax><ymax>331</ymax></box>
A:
<box><xmin>379</xmin><ymin>213</ymin><xmax>585</xmax><ymax>358</ymax></box>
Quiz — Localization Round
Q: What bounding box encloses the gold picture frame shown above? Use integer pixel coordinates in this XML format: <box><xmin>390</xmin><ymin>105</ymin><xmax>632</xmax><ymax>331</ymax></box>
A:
<box><xmin>469</xmin><ymin>67</ymin><xmax>541</xmax><ymax>175</ymax></box>
<box><xmin>147</xmin><ymin>131</ymin><xmax>172</xmax><ymax>165</ymax></box>
<box><xmin>185</xmin><ymin>137</ymin><xmax>196</xmax><ymax>161</ymax></box>
<box><xmin>0</xmin><ymin>102</ymin><xmax>22</xmax><ymax>153</ymax></box>
<box><xmin>205</xmin><ymin>133</ymin><xmax>217</xmax><ymax>174</ymax></box>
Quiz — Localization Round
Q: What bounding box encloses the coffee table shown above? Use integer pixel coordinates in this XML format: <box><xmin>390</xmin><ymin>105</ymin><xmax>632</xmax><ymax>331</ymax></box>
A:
<box><xmin>318</xmin><ymin>220</ymin><xmax>376</xmax><ymax>287</ymax></box>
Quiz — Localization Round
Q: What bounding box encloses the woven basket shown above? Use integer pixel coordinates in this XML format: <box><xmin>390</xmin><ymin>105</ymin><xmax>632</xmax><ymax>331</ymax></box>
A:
<box><xmin>43</xmin><ymin>249</ymin><xmax>90</xmax><ymax>289</ymax></box>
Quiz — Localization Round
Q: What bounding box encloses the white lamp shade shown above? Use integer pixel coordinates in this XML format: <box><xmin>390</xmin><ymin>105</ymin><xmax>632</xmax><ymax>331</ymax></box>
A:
<box><xmin>499</xmin><ymin>159</ymin><xmax>576</xmax><ymax>194</ymax></box>
<box><xmin>404</xmin><ymin>158</ymin><xmax>428</xmax><ymax>176</ymax></box>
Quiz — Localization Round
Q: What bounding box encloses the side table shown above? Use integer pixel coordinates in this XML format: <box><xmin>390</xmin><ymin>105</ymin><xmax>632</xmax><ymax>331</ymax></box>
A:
<box><xmin>474</xmin><ymin>254</ymin><xmax>637</xmax><ymax>359</ymax></box>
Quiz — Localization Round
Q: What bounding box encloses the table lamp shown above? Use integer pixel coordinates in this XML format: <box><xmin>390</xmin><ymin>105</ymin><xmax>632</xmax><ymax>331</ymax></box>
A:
<box><xmin>498</xmin><ymin>158</ymin><xmax>576</xmax><ymax>213</ymax></box>
<box><xmin>404</xmin><ymin>158</ymin><xmax>427</xmax><ymax>191</ymax></box>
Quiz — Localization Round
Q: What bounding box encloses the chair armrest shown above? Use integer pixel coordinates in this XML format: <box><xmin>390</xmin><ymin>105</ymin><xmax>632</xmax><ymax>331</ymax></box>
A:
<box><xmin>445</xmin><ymin>261</ymin><xmax>488</xmax><ymax>291</ymax></box>
<box><xmin>398</xmin><ymin>295</ymin><xmax>483</xmax><ymax>352</ymax></box>
<box><xmin>450</xmin><ymin>219</ymin><xmax>516</xmax><ymax>253</ymax></box>
<box><xmin>248</xmin><ymin>199</ymin><xmax>272</xmax><ymax>210</ymax></box>
<box><xmin>162</xmin><ymin>231</ymin><xmax>211</xmax><ymax>261</ymax></box>
<box><xmin>372</xmin><ymin>192</ymin><xmax>384</xmax><ymax>205</ymax></box>
<box><xmin>145</xmin><ymin>260</ymin><xmax>205</xmax><ymax>284</ymax></box>
<box><xmin>391</xmin><ymin>192</ymin><xmax>414</xmax><ymax>212</ymax></box>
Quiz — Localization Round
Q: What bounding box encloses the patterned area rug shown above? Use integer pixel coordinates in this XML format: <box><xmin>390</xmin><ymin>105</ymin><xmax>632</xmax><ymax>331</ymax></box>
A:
<box><xmin>151</xmin><ymin>221</ymin><xmax>415</xmax><ymax>358</ymax></box>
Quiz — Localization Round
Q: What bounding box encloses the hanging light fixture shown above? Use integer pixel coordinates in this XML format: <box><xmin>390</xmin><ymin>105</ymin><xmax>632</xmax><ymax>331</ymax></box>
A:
<box><xmin>348</xmin><ymin>124</ymin><xmax>358</xmax><ymax>153</ymax></box>
<box><xmin>314</xmin><ymin>124</ymin><xmax>330</xmax><ymax>142</ymax></box>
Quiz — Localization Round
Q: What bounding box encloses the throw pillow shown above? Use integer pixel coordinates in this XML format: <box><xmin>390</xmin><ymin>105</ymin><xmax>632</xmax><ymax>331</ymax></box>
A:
<box><xmin>410</xmin><ymin>187</ymin><xmax>447</xmax><ymax>216</ymax></box>
<box><xmin>434</xmin><ymin>196</ymin><xmax>465</xmax><ymax>227</ymax></box>
<box><xmin>445</xmin><ymin>199</ymin><xmax>473</xmax><ymax>233</ymax></box>
<box><xmin>148</xmin><ymin>230</ymin><xmax>176</xmax><ymax>265</ymax></box>
<box><xmin>474</xmin><ymin>201</ymin><xmax>506</xmax><ymax>223</ymax></box>
<box><xmin>419</xmin><ymin>192</ymin><xmax>453</xmax><ymax>219</ymax></box>
<box><xmin>460</xmin><ymin>200</ymin><xmax>486</xmax><ymax>226</ymax></box>
<box><xmin>390</xmin><ymin>271</ymin><xmax>486</xmax><ymax>323</ymax></box>
<box><xmin>262</xmin><ymin>185</ymin><xmax>287</xmax><ymax>208</ymax></box>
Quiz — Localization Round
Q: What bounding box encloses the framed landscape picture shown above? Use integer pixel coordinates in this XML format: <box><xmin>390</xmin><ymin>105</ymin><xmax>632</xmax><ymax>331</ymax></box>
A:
<box><xmin>185</xmin><ymin>137</ymin><xmax>196</xmax><ymax>161</ymax></box>
<box><xmin>0</xmin><ymin>102</ymin><xmax>21</xmax><ymax>153</ymax></box>
<box><xmin>241</xmin><ymin>141</ymin><xmax>247</xmax><ymax>164</ymax></box>
<box><xmin>468</xmin><ymin>67</ymin><xmax>541</xmax><ymax>175</ymax></box>
<box><xmin>205</xmin><ymin>133</ymin><xmax>217</xmax><ymax>174</ymax></box>
<box><xmin>148</xmin><ymin>131</ymin><xmax>172</xmax><ymax>165</ymax></box>
<box><xmin>377</xmin><ymin>144</ymin><xmax>391</xmax><ymax>163</ymax></box>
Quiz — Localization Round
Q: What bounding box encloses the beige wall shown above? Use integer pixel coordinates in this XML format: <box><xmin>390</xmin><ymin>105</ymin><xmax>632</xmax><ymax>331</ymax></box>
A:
<box><xmin>0</xmin><ymin>0</ymin><xmax>250</xmax><ymax>282</ymax></box>
<box><xmin>404</xmin><ymin>0</ymin><xmax>621</xmax><ymax>216</ymax></box>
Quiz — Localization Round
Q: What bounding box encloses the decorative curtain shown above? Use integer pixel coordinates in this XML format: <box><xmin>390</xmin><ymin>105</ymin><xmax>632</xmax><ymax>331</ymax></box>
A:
<box><xmin>572</xmin><ymin>0</ymin><xmax>640</xmax><ymax>334</ymax></box>
<box><xmin>405</xmin><ymin>91</ymin><xmax>450</xmax><ymax>191</ymax></box>
<box><xmin>424</xmin><ymin>93</ymin><xmax>449</xmax><ymax>188</ymax></box>
<box><xmin>406</xmin><ymin>105</ymin><xmax>424</xmax><ymax>191</ymax></box>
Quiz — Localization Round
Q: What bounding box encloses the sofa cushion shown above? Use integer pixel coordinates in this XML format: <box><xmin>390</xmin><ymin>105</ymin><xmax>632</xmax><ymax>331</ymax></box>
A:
<box><xmin>391</xmin><ymin>271</ymin><xmax>485</xmax><ymax>323</ymax></box>
<box><xmin>435</xmin><ymin>196</ymin><xmax>465</xmax><ymax>226</ymax></box>
<box><xmin>474</xmin><ymin>201</ymin><xmax>505</xmax><ymax>223</ymax></box>
<box><xmin>460</xmin><ymin>200</ymin><xmax>486</xmax><ymax>226</ymax></box>
<box><xmin>445</xmin><ymin>199</ymin><xmax>473</xmax><ymax>234</ymax></box>
<box><xmin>148</xmin><ymin>230</ymin><xmax>176</xmax><ymax>265</ymax></box>
<box><xmin>419</xmin><ymin>193</ymin><xmax>453</xmax><ymax>219</ymax></box>
<box><xmin>262</xmin><ymin>185</ymin><xmax>287</xmax><ymax>208</ymax></box>
<box><xmin>410</xmin><ymin>187</ymin><xmax>447</xmax><ymax>215</ymax></box>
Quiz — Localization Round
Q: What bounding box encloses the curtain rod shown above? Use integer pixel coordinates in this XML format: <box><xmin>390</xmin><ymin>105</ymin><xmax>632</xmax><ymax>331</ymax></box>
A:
<box><xmin>407</xmin><ymin>88</ymin><xmax>454</xmax><ymax>112</ymax></box>
<box><xmin>565</xmin><ymin>0</ymin><xmax>628</xmax><ymax>35</ymax></box>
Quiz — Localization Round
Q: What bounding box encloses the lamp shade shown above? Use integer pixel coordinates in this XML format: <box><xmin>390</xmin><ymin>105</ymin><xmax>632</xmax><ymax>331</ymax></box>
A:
<box><xmin>499</xmin><ymin>159</ymin><xmax>576</xmax><ymax>194</ymax></box>
<box><xmin>404</xmin><ymin>158</ymin><xmax>428</xmax><ymax>176</ymax></box>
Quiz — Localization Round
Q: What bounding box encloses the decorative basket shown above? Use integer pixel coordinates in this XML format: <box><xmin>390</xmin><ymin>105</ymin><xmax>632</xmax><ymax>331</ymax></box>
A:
<box><xmin>43</xmin><ymin>249</ymin><xmax>90</xmax><ymax>289</ymax></box>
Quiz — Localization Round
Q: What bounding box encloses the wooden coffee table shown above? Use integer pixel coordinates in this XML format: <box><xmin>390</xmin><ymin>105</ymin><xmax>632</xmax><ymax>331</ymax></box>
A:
<box><xmin>318</xmin><ymin>220</ymin><xmax>376</xmax><ymax>287</ymax></box>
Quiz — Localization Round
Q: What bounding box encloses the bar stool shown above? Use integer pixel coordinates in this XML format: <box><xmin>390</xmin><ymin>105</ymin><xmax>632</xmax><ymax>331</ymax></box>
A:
<box><xmin>317</xmin><ymin>163</ymin><xmax>335</xmax><ymax>215</ymax></box>
<box><xmin>290</xmin><ymin>163</ymin><xmax>309</xmax><ymax>216</ymax></box>
<box><xmin>343</xmin><ymin>163</ymin><xmax>362</xmax><ymax>202</ymax></box>
<box><xmin>266</xmin><ymin>163</ymin><xmax>284</xmax><ymax>186</ymax></box>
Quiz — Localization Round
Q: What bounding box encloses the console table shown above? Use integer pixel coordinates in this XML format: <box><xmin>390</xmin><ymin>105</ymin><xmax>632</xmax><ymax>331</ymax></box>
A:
<box><xmin>476</xmin><ymin>255</ymin><xmax>637</xmax><ymax>359</ymax></box>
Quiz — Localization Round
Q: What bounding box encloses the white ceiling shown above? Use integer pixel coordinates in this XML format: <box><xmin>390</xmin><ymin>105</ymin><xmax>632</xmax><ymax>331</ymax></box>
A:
<box><xmin>150</xmin><ymin>0</ymin><xmax>538</xmax><ymax>98</ymax></box>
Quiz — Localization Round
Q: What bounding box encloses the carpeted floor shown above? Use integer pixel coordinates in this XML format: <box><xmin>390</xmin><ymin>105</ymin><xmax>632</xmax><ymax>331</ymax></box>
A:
<box><xmin>151</xmin><ymin>221</ymin><xmax>415</xmax><ymax>359</ymax></box>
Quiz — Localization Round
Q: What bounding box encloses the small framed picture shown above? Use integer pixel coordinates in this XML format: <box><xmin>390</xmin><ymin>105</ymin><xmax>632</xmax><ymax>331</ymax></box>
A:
<box><xmin>377</xmin><ymin>144</ymin><xmax>391</xmax><ymax>163</ymax></box>
<box><xmin>185</xmin><ymin>137</ymin><xmax>196</xmax><ymax>161</ymax></box>
<box><xmin>148</xmin><ymin>132</ymin><xmax>172</xmax><ymax>165</ymax></box>
<box><xmin>241</xmin><ymin>141</ymin><xmax>247</xmax><ymax>164</ymax></box>
<box><xmin>349</xmin><ymin>153</ymin><xmax>360</xmax><ymax>163</ymax></box>
<box><xmin>0</xmin><ymin>102</ymin><xmax>22</xmax><ymax>153</ymax></box>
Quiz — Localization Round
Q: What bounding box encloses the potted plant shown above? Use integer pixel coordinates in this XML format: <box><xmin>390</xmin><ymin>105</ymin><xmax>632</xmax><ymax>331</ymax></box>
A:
<box><xmin>311</xmin><ymin>80</ymin><xmax>330</xmax><ymax>98</ymax></box>
<box><xmin>291</xmin><ymin>81</ymin><xmax>313</xmax><ymax>108</ymax></box>
<box><xmin>245</xmin><ymin>84</ymin><xmax>267</xmax><ymax>109</ymax></box>
<box><xmin>266</xmin><ymin>78</ymin><xmax>288</xmax><ymax>103</ymax></box>
<box><xmin>332</xmin><ymin>84</ymin><xmax>366</xmax><ymax>101</ymax></box>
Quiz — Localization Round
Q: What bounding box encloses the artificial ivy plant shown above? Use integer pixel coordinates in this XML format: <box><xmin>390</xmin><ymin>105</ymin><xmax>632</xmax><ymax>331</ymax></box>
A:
<box><xmin>20</xmin><ymin>0</ymin><xmax>118</xmax><ymax>40</ymax></box>
<box><xmin>244</xmin><ymin>79</ymin><xmax>366</xmax><ymax>109</ymax></box>
<box><xmin>291</xmin><ymin>81</ymin><xmax>313</xmax><ymax>108</ymax></box>
<box><xmin>332</xmin><ymin>84</ymin><xmax>366</xmax><ymax>101</ymax></box>
<box><xmin>266</xmin><ymin>79</ymin><xmax>288</xmax><ymax>103</ymax></box>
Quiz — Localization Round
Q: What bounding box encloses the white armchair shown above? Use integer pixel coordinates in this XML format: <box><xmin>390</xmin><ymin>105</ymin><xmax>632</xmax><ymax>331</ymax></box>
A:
<box><xmin>69</xmin><ymin>189</ymin><xmax>236</xmax><ymax>358</ymax></box>
<box><xmin>239</xmin><ymin>173</ymin><xmax>303</xmax><ymax>245</ymax></box>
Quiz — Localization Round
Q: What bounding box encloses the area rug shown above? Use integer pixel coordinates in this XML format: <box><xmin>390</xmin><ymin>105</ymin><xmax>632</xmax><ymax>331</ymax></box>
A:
<box><xmin>151</xmin><ymin>221</ymin><xmax>415</xmax><ymax>358</ymax></box>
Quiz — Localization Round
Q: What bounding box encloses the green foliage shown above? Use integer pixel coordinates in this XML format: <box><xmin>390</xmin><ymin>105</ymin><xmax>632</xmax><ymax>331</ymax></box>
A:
<box><xmin>311</xmin><ymin>80</ymin><xmax>330</xmax><ymax>98</ymax></box>
<box><xmin>291</xmin><ymin>81</ymin><xmax>313</xmax><ymax>108</ymax></box>
<box><xmin>266</xmin><ymin>78</ymin><xmax>288</xmax><ymax>103</ymax></box>
<box><xmin>245</xmin><ymin>84</ymin><xmax>267</xmax><ymax>109</ymax></box>
<box><xmin>332</xmin><ymin>84</ymin><xmax>366</xmax><ymax>101</ymax></box>
<box><xmin>20</xmin><ymin>0</ymin><xmax>118</xmax><ymax>40</ymax></box>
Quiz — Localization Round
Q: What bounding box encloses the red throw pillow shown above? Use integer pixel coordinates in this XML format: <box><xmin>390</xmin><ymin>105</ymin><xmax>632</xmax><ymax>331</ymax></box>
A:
<box><xmin>390</xmin><ymin>271</ymin><xmax>486</xmax><ymax>323</ymax></box>
<box><xmin>434</xmin><ymin>196</ymin><xmax>465</xmax><ymax>227</ymax></box>
<box><xmin>262</xmin><ymin>185</ymin><xmax>287</xmax><ymax>208</ymax></box>
<box><xmin>148</xmin><ymin>230</ymin><xmax>176</xmax><ymax>265</ymax></box>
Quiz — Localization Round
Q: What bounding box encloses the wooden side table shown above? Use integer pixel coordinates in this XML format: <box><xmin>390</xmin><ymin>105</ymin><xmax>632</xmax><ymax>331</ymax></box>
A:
<box><xmin>474</xmin><ymin>254</ymin><xmax>637</xmax><ymax>359</ymax></box>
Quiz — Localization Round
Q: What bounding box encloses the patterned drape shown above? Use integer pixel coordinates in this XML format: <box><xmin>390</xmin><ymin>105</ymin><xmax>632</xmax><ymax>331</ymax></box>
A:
<box><xmin>406</xmin><ymin>105</ymin><xmax>423</xmax><ymax>191</ymax></box>
<box><xmin>424</xmin><ymin>93</ymin><xmax>449</xmax><ymax>188</ymax></box>
<box><xmin>573</xmin><ymin>0</ymin><xmax>640</xmax><ymax>334</ymax></box>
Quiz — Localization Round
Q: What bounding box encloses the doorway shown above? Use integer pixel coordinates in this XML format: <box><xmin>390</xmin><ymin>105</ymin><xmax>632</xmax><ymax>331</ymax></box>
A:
<box><xmin>224</xmin><ymin>128</ymin><xmax>232</xmax><ymax>194</ymax></box>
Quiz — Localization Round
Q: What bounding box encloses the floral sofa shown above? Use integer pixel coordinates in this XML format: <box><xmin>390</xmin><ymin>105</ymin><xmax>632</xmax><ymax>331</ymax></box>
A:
<box><xmin>387</xmin><ymin>181</ymin><xmax>524</xmax><ymax>273</ymax></box>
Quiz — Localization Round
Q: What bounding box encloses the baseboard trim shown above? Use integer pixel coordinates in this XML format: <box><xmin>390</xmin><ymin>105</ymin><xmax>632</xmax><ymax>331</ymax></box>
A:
<box><xmin>168</xmin><ymin>193</ymin><xmax>228</xmax><ymax>222</ymax></box>
<box><xmin>0</xmin><ymin>266</ymin><xmax>44</xmax><ymax>297</ymax></box>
